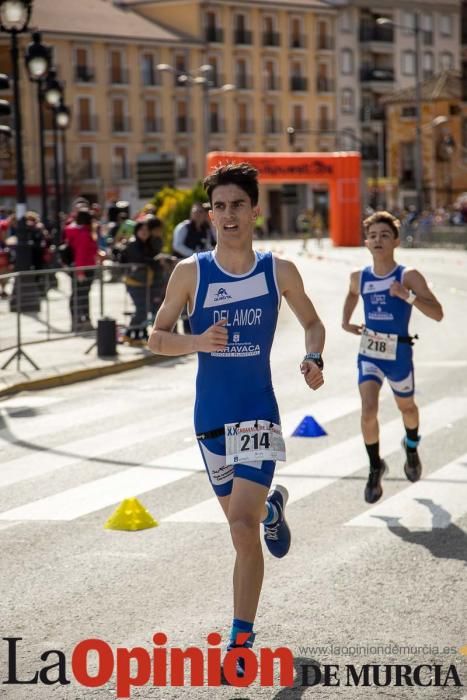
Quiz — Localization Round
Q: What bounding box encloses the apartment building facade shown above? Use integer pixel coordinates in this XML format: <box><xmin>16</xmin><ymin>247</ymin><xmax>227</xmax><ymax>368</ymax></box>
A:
<box><xmin>0</xmin><ymin>0</ymin><xmax>338</xmax><ymax>220</ymax></box>
<box><xmin>328</xmin><ymin>0</ymin><xmax>461</xmax><ymax>205</ymax></box>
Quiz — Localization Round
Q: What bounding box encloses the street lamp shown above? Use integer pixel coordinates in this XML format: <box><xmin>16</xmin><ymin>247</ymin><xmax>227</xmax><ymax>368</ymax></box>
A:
<box><xmin>0</xmin><ymin>0</ymin><xmax>41</xmax><ymax>312</ymax></box>
<box><xmin>157</xmin><ymin>63</ymin><xmax>235</xmax><ymax>176</ymax></box>
<box><xmin>377</xmin><ymin>14</ymin><xmax>424</xmax><ymax>213</ymax></box>
<box><xmin>56</xmin><ymin>99</ymin><xmax>71</xmax><ymax>213</ymax></box>
<box><xmin>44</xmin><ymin>68</ymin><xmax>63</xmax><ymax>245</ymax></box>
<box><xmin>25</xmin><ymin>31</ymin><xmax>51</xmax><ymax>226</ymax></box>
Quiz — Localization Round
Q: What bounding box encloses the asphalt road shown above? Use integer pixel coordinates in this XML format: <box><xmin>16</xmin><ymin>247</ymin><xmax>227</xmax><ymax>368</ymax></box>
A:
<box><xmin>1</xmin><ymin>240</ymin><xmax>466</xmax><ymax>699</ymax></box>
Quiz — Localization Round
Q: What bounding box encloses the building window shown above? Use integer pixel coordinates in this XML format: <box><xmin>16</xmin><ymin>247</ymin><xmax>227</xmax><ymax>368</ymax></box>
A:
<box><xmin>401</xmin><ymin>106</ymin><xmax>417</xmax><ymax>118</ymax></box>
<box><xmin>111</xmin><ymin>98</ymin><xmax>129</xmax><ymax>132</ymax></box>
<box><xmin>440</xmin><ymin>52</ymin><xmax>454</xmax><ymax>71</ymax></box>
<box><xmin>112</xmin><ymin>146</ymin><xmax>129</xmax><ymax>179</ymax></box>
<box><xmin>238</xmin><ymin>103</ymin><xmax>252</xmax><ymax>133</ymax></box>
<box><xmin>341</xmin><ymin>88</ymin><xmax>354</xmax><ymax>114</ymax></box>
<box><xmin>339</xmin><ymin>9</ymin><xmax>352</xmax><ymax>33</ymax></box>
<box><xmin>77</xmin><ymin>96</ymin><xmax>93</xmax><ymax>131</ymax></box>
<box><xmin>109</xmin><ymin>49</ymin><xmax>127</xmax><ymax>84</ymax></box>
<box><xmin>318</xmin><ymin>104</ymin><xmax>331</xmax><ymax>131</ymax></box>
<box><xmin>144</xmin><ymin>99</ymin><xmax>161</xmax><ymax>133</ymax></box>
<box><xmin>205</xmin><ymin>11</ymin><xmax>223</xmax><ymax>42</ymax></box>
<box><xmin>400</xmin><ymin>141</ymin><xmax>416</xmax><ymax>185</ymax></box>
<box><xmin>236</xmin><ymin>58</ymin><xmax>251</xmax><ymax>89</ymax></box>
<box><xmin>141</xmin><ymin>53</ymin><xmax>158</xmax><ymax>86</ymax></box>
<box><xmin>290</xmin><ymin>17</ymin><xmax>305</xmax><ymax>48</ymax></box>
<box><xmin>292</xmin><ymin>104</ymin><xmax>304</xmax><ymax>130</ymax></box>
<box><xmin>341</xmin><ymin>49</ymin><xmax>354</xmax><ymax>75</ymax></box>
<box><xmin>234</xmin><ymin>13</ymin><xmax>251</xmax><ymax>44</ymax></box>
<box><xmin>440</xmin><ymin>14</ymin><xmax>453</xmax><ymax>37</ymax></box>
<box><xmin>265</xmin><ymin>103</ymin><xmax>279</xmax><ymax>133</ymax></box>
<box><xmin>79</xmin><ymin>145</ymin><xmax>96</xmax><ymax>180</ymax></box>
<box><xmin>207</xmin><ymin>56</ymin><xmax>220</xmax><ymax>86</ymax></box>
<box><xmin>402</xmin><ymin>11</ymin><xmax>415</xmax><ymax>35</ymax></box>
<box><xmin>402</xmin><ymin>50</ymin><xmax>416</xmax><ymax>76</ymax></box>
<box><xmin>74</xmin><ymin>47</ymin><xmax>94</xmax><ymax>82</ymax></box>
<box><xmin>210</xmin><ymin>102</ymin><xmax>221</xmax><ymax>132</ymax></box>
<box><xmin>176</xmin><ymin>101</ymin><xmax>189</xmax><ymax>132</ymax></box>
<box><xmin>177</xmin><ymin>147</ymin><xmax>190</xmax><ymax>179</ymax></box>
<box><xmin>263</xmin><ymin>15</ymin><xmax>280</xmax><ymax>46</ymax></box>
<box><xmin>264</xmin><ymin>59</ymin><xmax>279</xmax><ymax>90</ymax></box>
<box><xmin>421</xmin><ymin>13</ymin><xmax>433</xmax><ymax>45</ymax></box>
<box><xmin>423</xmin><ymin>51</ymin><xmax>434</xmax><ymax>79</ymax></box>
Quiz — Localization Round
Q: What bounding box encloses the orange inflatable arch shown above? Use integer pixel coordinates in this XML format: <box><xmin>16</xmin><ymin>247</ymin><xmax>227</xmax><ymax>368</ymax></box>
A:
<box><xmin>206</xmin><ymin>151</ymin><xmax>362</xmax><ymax>247</ymax></box>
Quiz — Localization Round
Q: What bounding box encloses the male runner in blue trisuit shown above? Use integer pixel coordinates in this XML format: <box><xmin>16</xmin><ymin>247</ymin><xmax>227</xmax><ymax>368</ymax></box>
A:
<box><xmin>342</xmin><ymin>211</ymin><xmax>443</xmax><ymax>504</ymax></box>
<box><xmin>148</xmin><ymin>163</ymin><xmax>325</xmax><ymax>676</ymax></box>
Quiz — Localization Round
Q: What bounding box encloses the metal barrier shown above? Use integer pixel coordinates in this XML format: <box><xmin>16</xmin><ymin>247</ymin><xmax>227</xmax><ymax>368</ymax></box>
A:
<box><xmin>0</xmin><ymin>263</ymin><xmax>159</xmax><ymax>371</ymax></box>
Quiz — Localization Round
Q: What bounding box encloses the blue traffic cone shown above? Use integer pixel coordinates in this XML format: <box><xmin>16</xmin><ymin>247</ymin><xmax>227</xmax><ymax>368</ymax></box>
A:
<box><xmin>292</xmin><ymin>415</ymin><xmax>327</xmax><ymax>438</ymax></box>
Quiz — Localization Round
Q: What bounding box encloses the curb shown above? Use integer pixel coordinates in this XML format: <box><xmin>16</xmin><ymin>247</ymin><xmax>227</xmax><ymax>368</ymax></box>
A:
<box><xmin>0</xmin><ymin>353</ymin><xmax>167</xmax><ymax>398</ymax></box>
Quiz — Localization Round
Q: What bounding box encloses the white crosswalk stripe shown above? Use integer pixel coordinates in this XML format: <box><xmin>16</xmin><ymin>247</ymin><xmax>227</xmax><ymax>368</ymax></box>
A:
<box><xmin>345</xmin><ymin>452</ymin><xmax>467</xmax><ymax>531</ymax></box>
<box><xmin>165</xmin><ymin>397</ymin><xmax>467</xmax><ymax>524</ymax></box>
<box><xmin>1</xmin><ymin>395</ymin><xmax>466</xmax><ymax>529</ymax></box>
<box><xmin>0</xmin><ymin>395</ymin><xmax>360</xmax><ymax>520</ymax></box>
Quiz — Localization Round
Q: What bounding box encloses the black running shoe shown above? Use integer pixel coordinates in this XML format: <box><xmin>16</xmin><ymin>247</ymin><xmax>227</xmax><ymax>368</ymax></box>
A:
<box><xmin>364</xmin><ymin>460</ymin><xmax>387</xmax><ymax>504</ymax></box>
<box><xmin>263</xmin><ymin>485</ymin><xmax>291</xmax><ymax>558</ymax></box>
<box><xmin>402</xmin><ymin>438</ymin><xmax>422</xmax><ymax>482</ymax></box>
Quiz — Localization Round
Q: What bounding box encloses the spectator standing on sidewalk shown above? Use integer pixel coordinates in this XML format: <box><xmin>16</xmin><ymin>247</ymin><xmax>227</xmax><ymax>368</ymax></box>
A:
<box><xmin>119</xmin><ymin>220</ymin><xmax>161</xmax><ymax>344</ymax></box>
<box><xmin>64</xmin><ymin>208</ymin><xmax>99</xmax><ymax>332</ymax></box>
<box><xmin>172</xmin><ymin>203</ymin><xmax>217</xmax><ymax>332</ymax></box>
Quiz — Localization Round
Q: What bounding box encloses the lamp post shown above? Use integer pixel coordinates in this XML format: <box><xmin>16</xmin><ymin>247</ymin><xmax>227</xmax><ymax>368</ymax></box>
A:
<box><xmin>157</xmin><ymin>63</ymin><xmax>235</xmax><ymax>177</ymax></box>
<box><xmin>377</xmin><ymin>13</ymin><xmax>424</xmax><ymax>213</ymax></box>
<box><xmin>44</xmin><ymin>68</ymin><xmax>63</xmax><ymax>246</ymax></box>
<box><xmin>56</xmin><ymin>99</ymin><xmax>71</xmax><ymax>213</ymax></box>
<box><xmin>25</xmin><ymin>31</ymin><xmax>51</xmax><ymax>226</ymax></box>
<box><xmin>0</xmin><ymin>0</ymin><xmax>41</xmax><ymax>312</ymax></box>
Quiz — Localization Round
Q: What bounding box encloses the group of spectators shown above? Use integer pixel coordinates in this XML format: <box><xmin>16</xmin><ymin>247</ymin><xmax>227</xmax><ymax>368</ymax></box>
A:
<box><xmin>0</xmin><ymin>197</ymin><xmax>217</xmax><ymax>344</ymax></box>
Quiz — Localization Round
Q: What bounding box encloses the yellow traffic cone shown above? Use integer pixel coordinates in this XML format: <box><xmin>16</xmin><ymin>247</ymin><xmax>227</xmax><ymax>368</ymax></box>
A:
<box><xmin>104</xmin><ymin>497</ymin><xmax>158</xmax><ymax>531</ymax></box>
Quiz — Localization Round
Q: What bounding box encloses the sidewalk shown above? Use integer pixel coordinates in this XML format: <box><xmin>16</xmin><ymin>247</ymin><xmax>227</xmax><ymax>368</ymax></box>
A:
<box><xmin>0</xmin><ymin>333</ymin><xmax>163</xmax><ymax>397</ymax></box>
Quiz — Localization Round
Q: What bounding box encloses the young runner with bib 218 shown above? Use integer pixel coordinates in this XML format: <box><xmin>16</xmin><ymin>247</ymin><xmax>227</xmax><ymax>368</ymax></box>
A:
<box><xmin>148</xmin><ymin>162</ymin><xmax>325</xmax><ymax>680</ymax></box>
<box><xmin>342</xmin><ymin>211</ymin><xmax>443</xmax><ymax>504</ymax></box>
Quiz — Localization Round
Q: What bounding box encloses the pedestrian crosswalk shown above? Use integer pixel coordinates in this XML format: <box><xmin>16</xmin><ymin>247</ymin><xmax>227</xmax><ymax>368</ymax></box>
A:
<box><xmin>0</xmin><ymin>391</ymin><xmax>466</xmax><ymax>533</ymax></box>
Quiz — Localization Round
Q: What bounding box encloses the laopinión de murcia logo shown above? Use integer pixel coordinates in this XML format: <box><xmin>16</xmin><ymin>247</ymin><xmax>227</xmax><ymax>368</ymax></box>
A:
<box><xmin>2</xmin><ymin>635</ymin><xmax>464</xmax><ymax>697</ymax></box>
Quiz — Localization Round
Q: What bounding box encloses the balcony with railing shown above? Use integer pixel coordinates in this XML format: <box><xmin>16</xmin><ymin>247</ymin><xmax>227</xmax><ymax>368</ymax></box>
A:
<box><xmin>237</xmin><ymin>119</ymin><xmax>255</xmax><ymax>134</ymax></box>
<box><xmin>317</xmin><ymin>36</ymin><xmax>334</xmax><ymax>50</ymax></box>
<box><xmin>236</xmin><ymin>74</ymin><xmax>253</xmax><ymax>89</ymax></box>
<box><xmin>360</xmin><ymin>66</ymin><xmax>394</xmax><ymax>83</ymax></box>
<box><xmin>290</xmin><ymin>35</ymin><xmax>307</xmax><ymax>49</ymax></box>
<box><xmin>318</xmin><ymin>119</ymin><xmax>335</xmax><ymax>132</ymax></box>
<box><xmin>80</xmin><ymin>162</ymin><xmax>100</xmax><ymax>180</ymax></box>
<box><xmin>264</xmin><ymin>117</ymin><xmax>282</xmax><ymax>134</ymax></box>
<box><xmin>109</xmin><ymin>67</ymin><xmax>129</xmax><ymax>85</ymax></box>
<box><xmin>290</xmin><ymin>76</ymin><xmax>308</xmax><ymax>92</ymax></box>
<box><xmin>210</xmin><ymin>115</ymin><xmax>226</xmax><ymax>133</ymax></box>
<box><xmin>144</xmin><ymin>117</ymin><xmax>163</xmax><ymax>133</ymax></box>
<box><xmin>234</xmin><ymin>29</ymin><xmax>252</xmax><ymax>45</ymax></box>
<box><xmin>74</xmin><ymin>65</ymin><xmax>95</xmax><ymax>83</ymax></box>
<box><xmin>262</xmin><ymin>31</ymin><xmax>281</xmax><ymax>47</ymax></box>
<box><xmin>205</xmin><ymin>26</ymin><xmax>224</xmax><ymax>42</ymax></box>
<box><xmin>77</xmin><ymin>115</ymin><xmax>99</xmax><ymax>132</ymax></box>
<box><xmin>176</xmin><ymin>116</ymin><xmax>193</xmax><ymax>133</ymax></box>
<box><xmin>112</xmin><ymin>163</ymin><xmax>133</xmax><ymax>181</ymax></box>
<box><xmin>360</xmin><ymin>105</ymin><xmax>385</xmax><ymax>121</ymax></box>
<box><xmin>316</xmin><ymin>77</ymin><xmax>334</xmax><ymax>92</ymax></box>
<box><xmin>359</xmin><ymin>22</ymin><xmax>394</xmax><ymax>43</ymax></box>
<box><xmin>264</xmin><ymin>75</ymin><xmax>281</xmax><ymax>91</ymax></box>
<box><xmin>142</xmin><ymin>69</ymin><xmax>161</xmax><ymax>87</ymax></box>
<box><xmin>111</xmin><ymin>116</ymin><xmax>131</xmax><ymax>133</ymax></box>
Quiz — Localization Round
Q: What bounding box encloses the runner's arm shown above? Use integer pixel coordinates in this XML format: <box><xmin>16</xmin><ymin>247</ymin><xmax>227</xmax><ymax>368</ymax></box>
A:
<box><xmin>342</xmin><ymin>270</ymin><xmax>363</xmax><ymax>335</ymax></box>
<box><xmin>147</xmin><ymin>259</ymin><xmax>228</xmax><ymax>355</ymax></box>
<box><xmin>390</xmin><ymin>269</ymin><xmax>443</xmax><ymax>321</ymax></box>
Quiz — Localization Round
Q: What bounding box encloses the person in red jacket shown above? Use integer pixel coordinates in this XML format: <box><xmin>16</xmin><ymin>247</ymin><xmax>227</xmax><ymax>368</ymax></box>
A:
<box><xmin>64</xmin><ymin>208</ymin><xmax>98</xmax><ymax>332</ymax></box>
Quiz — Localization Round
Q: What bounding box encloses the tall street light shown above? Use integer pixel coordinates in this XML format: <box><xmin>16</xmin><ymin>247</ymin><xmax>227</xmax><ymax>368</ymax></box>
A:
<box><xmin>56</xmin><ymin>98</ymin><xmax>71</xmax><ymax>213</ymax></box>
<box><xmin>377</xmin><ymin>13</ymin><xmax>424</xmax><ymax>213</ymax></box>
<box><xmin>0</xmin><ymin>0</ymin><xmax>41</xmax><ymax>312</ymax></box>
<box><xmin>25</xmin><ymin>30</ymin><xmax>51</xmax><ymax>226</ymax></box>
<box><xmin>44</xmin><ymin>67</ymin><xmax>63</xmax><ymax>246</ymax></box>
<box><xmin>157</xmin><ymin>63</ymin><xmax>235</xmax><ymax>177</ymax></box>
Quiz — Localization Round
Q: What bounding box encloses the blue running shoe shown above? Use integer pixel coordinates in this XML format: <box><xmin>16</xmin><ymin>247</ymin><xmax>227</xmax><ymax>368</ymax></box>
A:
<box><xmin>221</xmin><ymin>635</ymin><xmax>255</xmax><ymax>684</ymax></box>
<box><xmin>263</xmin><ymin>484</ymin><xmax>291</xmax><ymax>558</ymax></box>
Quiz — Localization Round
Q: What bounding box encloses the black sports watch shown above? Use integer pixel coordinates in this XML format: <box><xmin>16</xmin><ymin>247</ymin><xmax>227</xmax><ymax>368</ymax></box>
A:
<box><xmin>303</xmin><ymin>352</ymin><xmax>324</xmax><ymax>370</ymax></box>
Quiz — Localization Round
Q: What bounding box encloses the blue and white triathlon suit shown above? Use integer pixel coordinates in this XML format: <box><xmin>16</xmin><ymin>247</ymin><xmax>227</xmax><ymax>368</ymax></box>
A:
<box><xmin>189</xmin><ymin>250</ymin><xmax>281</xmax><ymax>497</ymax></box>
<box><xmin>358</xmin><ymin>264</ymin><xmax>414</xmax><ymax>396</ymax></box>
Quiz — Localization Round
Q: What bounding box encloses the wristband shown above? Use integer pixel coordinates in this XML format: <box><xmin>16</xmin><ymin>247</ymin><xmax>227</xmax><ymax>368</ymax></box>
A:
<box><xmin>406</xmin><ymin>290</ymin><xmax>417</xmax><ymax>305</ymax></box>
<box><xmin>303</xmin><ymin>352</ymin><xmax>324</xmax><ymax>370</ymax></box>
